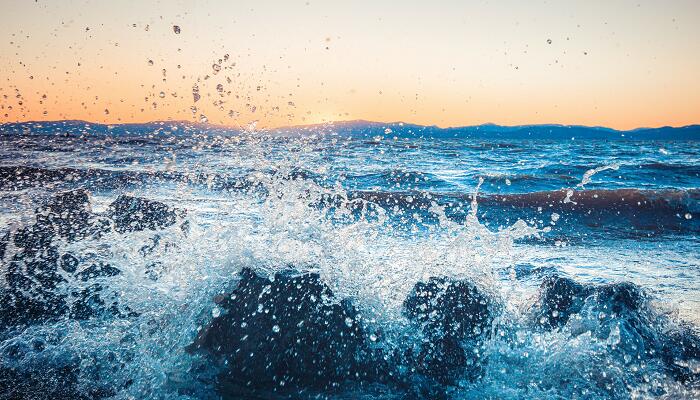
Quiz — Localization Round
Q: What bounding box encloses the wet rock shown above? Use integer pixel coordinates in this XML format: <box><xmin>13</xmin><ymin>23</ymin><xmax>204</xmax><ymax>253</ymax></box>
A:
<box><xmin>532</xmin><ymin>275</ymin><xmax>589</xmax><ymax>329</ymax></box>
<box><xmin>662</xmin><ymin>328</ymin><xmax>700</xmax><ymax>383</ymax></box>
<box><xmin>533</xmin><ymin>275</ymin><xmax>700</xmax><ymax>383</ymax></box>
<box><xmin>107</xmin><ymin>195</ymin><xmax>183</xmax><ymax>233</ymax></box>
<box><xmin>403</xmin><ymin>276</ymin><xmax>493</xmax><ymax>384</ymax></box>
<box><xmin>0</xmin><ymin>357</ymin><xmax>114</xmax><ymax>400</ymax></box>
<box><xmin>189</xmin><ymin>267</ymin><xmax>381</xmax><ymax>394</ymax></box>
<box><xmin>12</xmin><ymin>189</ymin><xmax>106</xmax><ymax>252</ymax></box>
<box><xmin>0</xmin><ymin>229</ymin><xmax>9</xmax><ymax>261</ymax></box>
<box><xmin>532</xmin><ymin>276</ymin><xmax>651</xmax><ymax>331</ymax></box>
<box><xmin>0</xmin><ymin>190</ymin><xmax>144</xmax><ymax>330</ymax></box>
<box><xmin>1</xmin><ymin>190</ymin><xmax>100</xmax><ymax>328</ymax></box>
<box><xmin>593</xmin><ymin>281</ymin><xmax>647</xmax><ymax>315</ymax></box>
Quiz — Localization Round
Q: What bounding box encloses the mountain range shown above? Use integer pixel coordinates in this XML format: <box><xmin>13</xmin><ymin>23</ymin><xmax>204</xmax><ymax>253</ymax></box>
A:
<box><xmin>1</xmin><ymin>119</ymin><xmax>699</xmax><ymax>140</ymax></box>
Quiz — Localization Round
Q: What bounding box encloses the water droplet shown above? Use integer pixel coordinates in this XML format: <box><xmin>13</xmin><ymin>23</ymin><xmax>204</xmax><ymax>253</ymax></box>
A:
<box><xmin>505</xmin><ymin>178</ymin><xmax>511</xmax><ymax>186</ymax></box>
<box><xmin>192</xmin><ymin>84</ymin><xmax>200</xmax><ymax>102</ymax></box>
<box><xmin>147</xmin><ymin>59</ymin><xmax>154</xmax><ymax>66</ymax></box>
<box><xmin>369</xmin><ymin>334</ymin><xmax>377</xmax><ymax>342</ymax></box>
<box><xmin>685</xmin><ymin>213</ymin><xmax>692</xmax><ymax>220</ymax></box>
<box><xmin>216</xmin><ymin>84</ymin><xmax>224</xmax><ymax>93</ymax></box>
<box><xmin>212</xmin><ymin>64</ymin><xmax>221</xmax><ymax>74</ymax></box>
<box><xmin>547</xmin><ymin>38</ymin><xmax>552</xmax><ymax>44</ymax></box>
<box><xmin>272</xmin><ymin>325</ymin><xmax>280</xmax><ymax>333</ymax></box>
<box><xmin>173</xmin><ymin>25</ymin><xmax>181</xmax><ymax>34</ymax></box>
<box><xmin>104</xmin><ymin>109</ymin><xmax>109</xmax><ymax>115</ymax></box>
<box><xmin>384</xmin><ymin>128</ymin><xmax>392</xmax><ymax>134</ymax></box>
<box><xmin>345</xmin><ymin>317</ymin><xmax>354</xmax><ymax>327</ymax></box>
<box><xmin>159</xmin><ymin>91</ymin><xmax>165</xmax><ymax>98</ymax></box>
<box><xmin>199</xmin><ymin>114</ymin><xmax>208</xmax><ymax>123</ymax></box>
<box><xmin>212</xmin><ymin>307</ymin><xmax>221</xmax><ymax>318</ymax></box>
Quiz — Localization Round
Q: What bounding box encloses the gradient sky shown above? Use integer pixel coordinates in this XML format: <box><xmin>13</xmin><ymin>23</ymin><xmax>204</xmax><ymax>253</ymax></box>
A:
<box><xmin>1</xmin><ymin>0</ymin><xmax>698</xmax><ymax>129</ymax></box>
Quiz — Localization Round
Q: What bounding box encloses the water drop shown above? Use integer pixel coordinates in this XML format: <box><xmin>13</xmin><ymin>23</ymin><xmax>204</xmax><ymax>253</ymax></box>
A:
<box><xmin>172</xmin><ymin>25</ymin><xmax>181</xmax><ymax>34</ymax></box>
<box><xmin>158</xmin><ymin>91</ymin><xmax>165</xmax><ymax>98</ymax></box>
<box><xmin>192</xmin><ymin>84</ymin><xmax>200</xmax><ymax>102</ymax></box>
<box><xmin>272</xmin><ymin>325</ymin><xmax>280</xmax><ymax>333</ymax></box>
<box><xmin>547</xmin><ymin>38</ymin><xmax>552</xmax><ymax>44</ymax></box>
<box><xmin>345</xmin><ymin>317</ymin><xmax>354</xmax><ymax>327</ymax></box>
<box><xmin>212</xmin><ymin>307</ymin><xmax>221</xmax><ymax>318</ymax></box>
<box><xmin>685</xmin><ymin>213</ymin><xmax>692</xmax><ymax>220</ymax></box>
<box><xmin>147</xmin><ymin>59</ymin><xmax>154</xmax><ymax>66</ymax></box>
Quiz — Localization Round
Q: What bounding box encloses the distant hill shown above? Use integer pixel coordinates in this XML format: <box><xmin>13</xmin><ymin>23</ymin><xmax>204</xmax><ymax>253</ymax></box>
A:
<box><xmin>1</xmin><ymin>119</ymin><xmax>699</xmax><ymax>140</ymax></box>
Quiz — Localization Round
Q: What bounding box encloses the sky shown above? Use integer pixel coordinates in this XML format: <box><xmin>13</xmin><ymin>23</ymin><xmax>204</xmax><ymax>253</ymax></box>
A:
<box><xmin>0</xmin><ymin>0</ymin><xmax>698</xmax><ymax>130</ymax></box>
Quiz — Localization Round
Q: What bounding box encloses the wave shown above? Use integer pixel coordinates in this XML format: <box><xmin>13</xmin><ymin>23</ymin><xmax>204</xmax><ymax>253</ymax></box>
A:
<box><xmin>1</xmin><ymin>189</ymin><xmax>698</xmax><ymax>398</ymax></box>
<box><xmin>482</xmin><ymin>188</ymin><xmax>699</xmax><ymax>211</ymax></box>
<box><xmin>339</xmin><ymin>188</ymin><xmax>699</xmax><ymax>235</ymax></box>
<box><xmin>0</xmin><ymin>165</ymin><xmax>253</xmax><ymax>192</ymax></box>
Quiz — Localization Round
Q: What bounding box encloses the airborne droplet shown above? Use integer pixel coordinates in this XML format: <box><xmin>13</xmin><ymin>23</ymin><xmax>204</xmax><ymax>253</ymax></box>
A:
<box><xmin>173</xmin><ymin>25</ymin><xmax>181</xmax><ymax>34</ymax></box>
<box><xmin>192</xmin><ymin>84</ymin><xmax>201</xmax><ymax>103</ymax></box>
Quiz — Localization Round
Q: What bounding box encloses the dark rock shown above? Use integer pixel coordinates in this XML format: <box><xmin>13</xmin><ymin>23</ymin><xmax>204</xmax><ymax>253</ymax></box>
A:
<box><xmin>532</xmin><ymin>275</ymin><xmax>589</xmax><ymax>329</ymax></box>
<box><xmin>0</xmin><ymin>357</ymin><xmax>115</xmax><ymax>400</ymax></box>
<box><xmin>189</xmin><ymin>267</ymin><xmax>381</xmax><ymax>394</ymax></box>
<box><xmin>532</xmin><ymin>277</ymin><xmax>650</xmax><ymax>331</ymax></box>
<box><xmin>593</xmin><ymin>281</ymin><xmax>647</xmax><ymax>315</ymax></box>
<box><xmin>2</xmin><ymin>191</ymin><xmax>184</xmax><ymax>329</ymax></box>
<box><xmin>532</xmin><ymin>275</ymin><xmax>700</xmax><ymax>384</ymax></box>
<box><xmin>662</xmin><ymin>328</ymin><xmax>700</xmax><ymax>383</ymax></box>
<box><xmin>404</xmin><ymin>277</ymin><xmax>492</xmax><ymax>341</ymax></box>
<box><xmin>0</xmin><ymin>230</ymin><xmax>9</xmax><ymax>261</ymax></box>
<box><xmin>403</xmin><ymin>276</ymin><xmax>493</xmax><ymax>384</ymax></box>
<box><xmin>107</xmin><ymin>195</ymin><xmax>182</xmax><ymax>233</ymax></box>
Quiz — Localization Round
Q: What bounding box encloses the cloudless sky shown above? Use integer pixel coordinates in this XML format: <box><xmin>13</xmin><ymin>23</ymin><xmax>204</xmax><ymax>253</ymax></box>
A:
<box><xmin>1</xmin><ymin>0</ymin><xmax>698</xmax><ymax>129</ymax></box>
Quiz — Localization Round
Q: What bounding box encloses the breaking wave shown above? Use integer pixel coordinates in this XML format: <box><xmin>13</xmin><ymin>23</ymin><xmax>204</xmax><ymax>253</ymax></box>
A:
<box><xmin>0</xmin><ymin>126</ymin><xmax>699</xmax><ymax>399</ymax></box>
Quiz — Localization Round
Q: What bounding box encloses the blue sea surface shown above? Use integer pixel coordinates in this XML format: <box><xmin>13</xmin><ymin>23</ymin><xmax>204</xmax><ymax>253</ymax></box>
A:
<box><xmin>0</xmin><ymin>121</ymin><xmax>699</xmax><ymax>399</ymax></box>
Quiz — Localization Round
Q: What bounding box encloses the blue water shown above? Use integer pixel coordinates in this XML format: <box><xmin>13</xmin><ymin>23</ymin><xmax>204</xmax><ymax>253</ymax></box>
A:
<box><xmin>0</xmin><ymin>121</ymin><xmax>699</xmax><ymax>399</ymax></box>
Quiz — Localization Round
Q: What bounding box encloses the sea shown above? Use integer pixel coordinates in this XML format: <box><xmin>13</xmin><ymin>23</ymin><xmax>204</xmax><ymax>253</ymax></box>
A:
<box><xmin>0</xmin><ymin>120</ymin><xmax>698</xmax><ymax>399</ymax></box>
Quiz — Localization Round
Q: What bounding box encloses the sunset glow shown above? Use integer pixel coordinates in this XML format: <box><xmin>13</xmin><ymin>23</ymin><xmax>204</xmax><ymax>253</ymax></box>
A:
<box><xmin>1</xmin><ymin>0</ymin><xmax>699</xmax><ymax>129</ymax></box>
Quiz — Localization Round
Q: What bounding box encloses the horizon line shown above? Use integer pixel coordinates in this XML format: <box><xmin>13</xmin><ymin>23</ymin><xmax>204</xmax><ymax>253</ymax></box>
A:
<box><xmin>1</xmin><ymin>118</ymin><xmax>699</xmax><ymax>133</ymax></box>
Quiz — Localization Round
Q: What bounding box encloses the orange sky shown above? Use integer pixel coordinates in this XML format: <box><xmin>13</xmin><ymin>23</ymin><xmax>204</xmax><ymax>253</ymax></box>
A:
<box><xmin>1</xmin><ymin>0</ymin><xmax>699</xmax><ymax>130</ymax></box>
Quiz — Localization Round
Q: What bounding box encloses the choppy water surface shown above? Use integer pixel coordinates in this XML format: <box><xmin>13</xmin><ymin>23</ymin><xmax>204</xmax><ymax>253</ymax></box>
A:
<box><xmin>0</xmin><ymin>121</ymin><xmax>699</xmax><ymax>399</ymax></box>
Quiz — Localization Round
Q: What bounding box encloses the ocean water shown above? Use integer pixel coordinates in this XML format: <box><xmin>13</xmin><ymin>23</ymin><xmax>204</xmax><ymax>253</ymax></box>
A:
<box><xmin>0</xmin><ymin>121</ymin><xmax>699</xmax><ymax>399</ymax></box>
